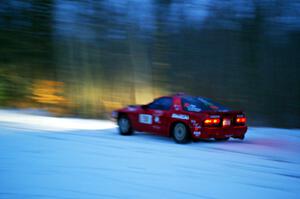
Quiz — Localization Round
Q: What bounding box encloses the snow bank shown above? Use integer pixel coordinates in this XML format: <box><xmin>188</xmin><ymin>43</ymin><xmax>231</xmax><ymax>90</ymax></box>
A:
<box><xmin>0</xmin><ymin>109</ymin><xmax>116</xmax><ymax>132</ymax></box>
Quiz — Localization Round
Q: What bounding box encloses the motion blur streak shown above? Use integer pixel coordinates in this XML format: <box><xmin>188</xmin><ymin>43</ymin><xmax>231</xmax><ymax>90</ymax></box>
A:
<box><xmin>0</xmin><ymin>0</ymin><xmax>299</xmax><ymax>127</ymax></box>
<box><xmin>0</xmin><ymin>110</ymin><xmax>116</xmax><ymax>132</ymax></box>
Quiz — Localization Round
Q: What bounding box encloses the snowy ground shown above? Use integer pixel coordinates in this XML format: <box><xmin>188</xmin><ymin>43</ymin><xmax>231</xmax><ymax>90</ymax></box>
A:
<box><xmin>0</xmin><ymin>110</ymin><xmax>300</xmax><ymax>199</ymax></box>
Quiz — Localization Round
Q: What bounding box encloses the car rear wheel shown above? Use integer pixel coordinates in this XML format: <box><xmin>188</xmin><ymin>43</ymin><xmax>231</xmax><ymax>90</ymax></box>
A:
<box><xmin>118</xmin><ymin>116</ymin><xmax>133</xmax><ymax>135</ymax></box>
<box><xmin>172</xmin><ymin>123</ymin><xmax>190</xmax><ymax>144</ymax></box>
<box><xmin>215</xmin><ymin>137</ymin><xmax>230</xmax><ymax>141</ymax></box>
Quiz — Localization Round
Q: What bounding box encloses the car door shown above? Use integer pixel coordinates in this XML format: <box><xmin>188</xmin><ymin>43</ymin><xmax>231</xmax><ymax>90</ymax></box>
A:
<box><xmin>147</xmin><ymin>97</ymin><xmax>173</xmax><ymax>135</ymax></box>
<box><xmin>137</xmin><ymin>97</ymin><xmax>173</xmax><ymax>134</ymax></box>
<box><xmin>136</xmin><ymin>106</ymin><xmax>154</xmax><ymax>133</ymax></box>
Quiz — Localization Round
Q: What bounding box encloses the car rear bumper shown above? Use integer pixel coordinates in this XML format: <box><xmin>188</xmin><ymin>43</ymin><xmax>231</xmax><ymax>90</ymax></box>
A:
<box><xmin>192</xmin><ymin>126</ymin><xmax>248</xmax><ymax>139</ymax></box>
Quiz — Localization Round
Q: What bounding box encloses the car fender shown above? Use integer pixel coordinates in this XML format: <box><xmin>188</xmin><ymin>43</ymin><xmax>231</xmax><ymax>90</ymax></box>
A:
<box><xmin>168</xmin><ymin>118</ymin><xmax>192</xmax><ymax>137</ymax></box>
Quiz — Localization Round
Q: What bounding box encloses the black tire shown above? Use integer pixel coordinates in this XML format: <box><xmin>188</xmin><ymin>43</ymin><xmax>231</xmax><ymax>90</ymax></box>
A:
<box><xmin>215</xmin><ymin>137</ymin><xmax>230</xmax><ymax>141</ymax></box>
<box><xmin>172</xmin><ymin>123</ymin><xmax>190</xmax><ymax>144</ymax></box>
<box><xmin>118</xmin><ymin>115</ymin><xmax>133</xmax><ymax>135</ymax></box>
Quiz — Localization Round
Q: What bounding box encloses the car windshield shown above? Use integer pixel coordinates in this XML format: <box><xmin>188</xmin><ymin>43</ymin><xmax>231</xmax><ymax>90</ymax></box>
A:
<box><xmin>181</xmin><ymin>96</ymin><xmax>229</xmax><ymax>112</ymax></box>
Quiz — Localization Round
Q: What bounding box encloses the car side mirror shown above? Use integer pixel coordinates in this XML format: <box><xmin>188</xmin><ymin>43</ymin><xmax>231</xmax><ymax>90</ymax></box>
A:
<box><xmin>141</xmin><ymin>105</ymin><xmax>148</xmax><ymax>109</ymax></box>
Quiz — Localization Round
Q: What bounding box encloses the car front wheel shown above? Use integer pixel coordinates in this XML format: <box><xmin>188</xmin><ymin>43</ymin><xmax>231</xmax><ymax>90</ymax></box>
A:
<box><xmin>172</xmin><ymin>123</ymin><xmax>190</xmax><ymax>144</ymax></box>
<box><xmin>118</xmin><ymin>116</ymin><xmax>133</xmax><ymax>135</ymax></box>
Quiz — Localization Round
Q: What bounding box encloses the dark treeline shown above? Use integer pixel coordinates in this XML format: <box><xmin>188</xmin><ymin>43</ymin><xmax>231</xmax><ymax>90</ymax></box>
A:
<box><xmin>0</xmin><ymin>0</ymin><xmax>299</xmax><ymax>128</ymax></box>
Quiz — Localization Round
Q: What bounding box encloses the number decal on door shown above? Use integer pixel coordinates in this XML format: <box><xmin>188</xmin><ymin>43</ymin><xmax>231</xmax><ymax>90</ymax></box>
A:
<box><xmin>139</xmin><ymin>114</ymin><xmax>152</xmax><ymax>124</ymax></box>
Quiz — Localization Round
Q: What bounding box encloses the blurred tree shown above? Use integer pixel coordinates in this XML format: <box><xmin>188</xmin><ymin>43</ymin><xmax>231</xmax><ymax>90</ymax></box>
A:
<box><xmin>0</xmin><ymin>0</ymin><xmax>299</xmax><ymax>127</ymax></box>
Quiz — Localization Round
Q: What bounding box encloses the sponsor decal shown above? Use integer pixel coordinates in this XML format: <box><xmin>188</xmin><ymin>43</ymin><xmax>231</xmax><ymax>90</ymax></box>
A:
<box><xmin>154</xmin><ymin>110</ymin><xmax>163</xmax><ymax>115</ymax></box>
<box><xmin>193</xmin><ymin>131</ymin><xmax>201</xmax><ymax>136</ymax></box>
<box><xmin>171</xmin><ymin>114</ymin><xmax>189</xmax><ymax>120</ymax></box>
<box><xmin>174</xmin><ymin>104</ymin><xmax>180</xmax><ymax>111</ymax></box>
<box><xmin>191</xmin><ymin>120</ymin><xmax>202</xmax><ymax>129</ymax></box>
<box><xmin>186</xmin><ymin>104</ymin><xmax>201</xmax><ymax>112</ymax></box>
<box><xmin>139</xmin><ymin>114</ymin><xmax>152</xmax><ymax>124</ymax></box>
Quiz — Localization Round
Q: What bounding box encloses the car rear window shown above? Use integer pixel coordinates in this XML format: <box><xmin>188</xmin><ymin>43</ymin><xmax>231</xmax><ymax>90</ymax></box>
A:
<box><xmin>181</xmin><ymin>97</ymin><xmax>229</xmax><ymax>112</ymax></box>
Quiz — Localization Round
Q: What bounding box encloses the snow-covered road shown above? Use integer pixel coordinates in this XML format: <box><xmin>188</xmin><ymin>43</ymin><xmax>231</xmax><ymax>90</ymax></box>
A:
<box><xmin>0</xmin><ymin>110</ymin><xmax>299</xmax><ymax>199</ymax></box>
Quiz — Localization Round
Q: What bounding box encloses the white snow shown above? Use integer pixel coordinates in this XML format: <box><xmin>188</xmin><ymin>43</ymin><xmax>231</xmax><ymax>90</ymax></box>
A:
<box><xmin>0</xmin><ymin>110</ymin><xmax>116</xmax><ymax>132</ymax></box>
<box><xmin>0</xmin><ymin>110</ymin><xmax>299</xmax><ymax>199</ymax></box>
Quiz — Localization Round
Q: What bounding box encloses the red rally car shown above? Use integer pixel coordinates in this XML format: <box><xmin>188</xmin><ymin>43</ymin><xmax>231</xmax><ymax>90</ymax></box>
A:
<box><xmin>112</xmin><ymin>94</ymin><xmax>247</xmax><ymax>143</ymax></box>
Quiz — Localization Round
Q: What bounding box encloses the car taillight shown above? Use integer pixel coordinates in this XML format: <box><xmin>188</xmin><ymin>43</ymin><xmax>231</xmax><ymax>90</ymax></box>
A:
<box><xmin>236</xmin><ymin>117</ymin><xmax>246</xmax><ymax>123</ymax></box>
<box><xmin>204</xmin><ymin>118</ymin><xmax>220</xmax><ymax>126</ymax></box>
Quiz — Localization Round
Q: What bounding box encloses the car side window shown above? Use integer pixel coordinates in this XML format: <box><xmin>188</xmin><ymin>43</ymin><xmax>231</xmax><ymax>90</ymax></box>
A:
<box><xmin>148</xmin><ymin>97</ymin><xmax>173</xmax><ymax>110</ymax></box>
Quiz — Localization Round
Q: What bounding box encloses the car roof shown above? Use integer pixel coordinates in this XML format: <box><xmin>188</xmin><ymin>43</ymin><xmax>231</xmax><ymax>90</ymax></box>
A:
<box><xmin>171</xmin><ymin>93</ymin><xmax>205</xmax><ymax>99</ymax></box>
